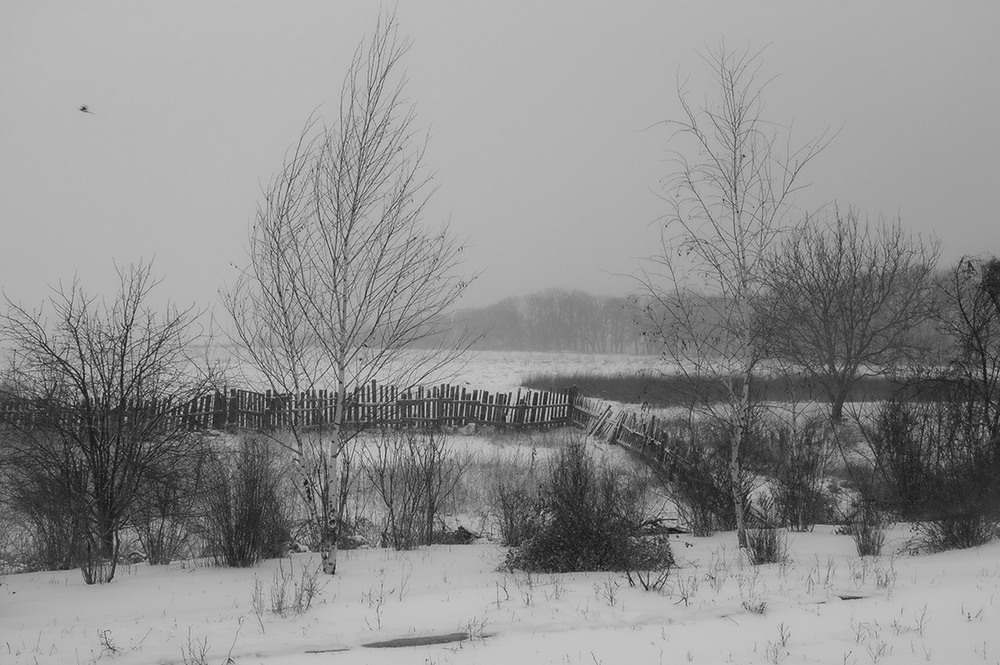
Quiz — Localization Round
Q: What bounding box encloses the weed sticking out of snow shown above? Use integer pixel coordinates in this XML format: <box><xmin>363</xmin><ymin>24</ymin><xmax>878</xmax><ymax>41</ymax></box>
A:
<box><xmin>670</xmin><ymin>573</ymin><xmax>700</xmax><ymax>607</ymax></box>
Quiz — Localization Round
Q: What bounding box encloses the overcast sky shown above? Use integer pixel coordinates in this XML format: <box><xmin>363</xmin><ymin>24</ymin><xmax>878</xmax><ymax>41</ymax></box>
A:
<box><xmin>2</xmin><ymin>2</ymin><xmax>998</xmax><ymax>313</ymax></box>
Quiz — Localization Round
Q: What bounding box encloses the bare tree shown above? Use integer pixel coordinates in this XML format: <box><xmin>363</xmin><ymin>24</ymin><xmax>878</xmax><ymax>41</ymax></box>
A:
<box><xmin>225</xmin><ymin>12</ymin><xmax>473</xmax><ymax>575</ymax></box>
<box><xmin>935</xmin><ymin>255</ymin><xmax>1000</xmax><ymax>437</ymax></box>
<box><xmin>763</xmin><ymin>207</ymin><xmax>939</xmax><ymax>422</ymax></box>
<box><xmin>0</xmin><ymin>262</ymin><xmax>209</xmax><ymax>583</ymax></box>
<box><xmin>636</xmin><ymin>46</ymin><xmax>830</xmax><ymax>548</ymax></box>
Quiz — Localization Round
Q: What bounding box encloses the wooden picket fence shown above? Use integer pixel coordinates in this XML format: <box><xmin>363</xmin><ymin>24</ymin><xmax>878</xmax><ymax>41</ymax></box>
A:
<box><xmin>0</xmin><ymin>381</ymin><xmax>578</xmax><ymax>433</ymax></box>
<box><xmin>220</xmin><ymin>382</ymin><xmax>577</xmax><ymax>431</ymax></box>
<box><xmin>1</xmin><ymin>380</ymin><xmax>690</xmax><ymax>465</ymax></box>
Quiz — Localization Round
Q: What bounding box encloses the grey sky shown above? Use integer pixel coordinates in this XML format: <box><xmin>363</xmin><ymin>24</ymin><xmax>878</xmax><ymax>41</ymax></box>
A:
<box><xmin>1</xmin><ymin>2</ymin><xmax>998</xmax><ymax>312</ymax></box>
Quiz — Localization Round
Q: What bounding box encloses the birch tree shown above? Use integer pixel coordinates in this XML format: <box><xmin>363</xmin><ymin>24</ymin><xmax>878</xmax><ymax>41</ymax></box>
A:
<box><xmin>225</xmin><ymin>13</ymin><xmax>472</xmax><ymax>575</ymax></box>
<box><xmin>636</xmin><ymin>46</ymin><xmax>830</xmax><ymax>548</ymax></box>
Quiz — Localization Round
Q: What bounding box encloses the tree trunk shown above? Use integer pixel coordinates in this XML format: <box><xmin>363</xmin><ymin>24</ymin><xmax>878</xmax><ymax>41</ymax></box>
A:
<box><xmin>829</xmin><ymin>385</ymin><xmax>849</xmax><ymax>425</ymax></box>
<box><xmin>81</xmin><ymin>515</ymin><xmax>117</xmax><ymax>584</ymax></box>
<box><xmin>732</xmin><ymin>374</ymin><xmax>751</xmax><ymax>549</ymax></box>
<box><xmin>320</xmin><ymin>447</ymin><xmax>341</xmax><ymax>576</ymax></box>
<box><xmin>731</xmin><ymin>427</ymin><xmax>747</xmax><ymax>549</ymax></box>
<box><xmin>320</xmin><ymin>536</ymin><xmax>339</xmax><ymax>575</ymax></box>
<box><xmin>425</xmin><ymin>470</ymin><xmax>438</xmax><ymax>547</ymax></box>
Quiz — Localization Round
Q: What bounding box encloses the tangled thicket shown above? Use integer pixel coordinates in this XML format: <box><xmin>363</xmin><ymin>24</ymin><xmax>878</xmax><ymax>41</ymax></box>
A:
<box><xmin>860</xmin><ymin>394</ymin><xmax>1000</xmax><ymax>551</ymax></box>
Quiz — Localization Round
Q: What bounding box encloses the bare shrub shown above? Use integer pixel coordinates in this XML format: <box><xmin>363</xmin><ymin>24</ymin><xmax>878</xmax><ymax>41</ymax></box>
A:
<box><xmin>859</xmin><ymin>394</ymin><xmax>1000</xmax><ymax>551</ymax></box>
<box><xmin>0</xmin><ymin>515</ymin><xmax>34</xmax><ymax>574</ymax></box>
<box><xmin>848</xmin><ymin>499</ymin><xmax>887</xmax><ymax>557</ymax></box>
<box><xmin>491</xmin><ymin>480</ymin><xmax>539</xmax><ymax>548</ymax></box>
<box><xmin>267</xmin><ymin>557</ymin><xmax>326</xmax><ymax>617</ymax></box>
<box><xmin>179</xmin><ymin>628</ymin><xmax>209</xmax><ymax>665</ymax></box>
<box><xmin>914</xmin><ymin>514</ymin><xmax>999</xmax><ymax>553</ymax></box>
<box><xmin>762</xmin><ymin>418</ymin><xmax>837</xmax><ymax>532</ymax></box>
<box><xmin>744</xmin><ymin>496</ymin><xmax>788</xmax><ymax>566</ymax></box>
<box><xmin>654</xmin><ymin>419</ymin><xmax>755</xmax><ymax>537</ymax></box>
<box><xmin>361</xmin><ymin>430</ymin><xmax>468</xmax><ymax>549</ymax></box>
<box><xmin>503</xmin><ymin>435</ymin><xmax>674</xmax><ymax>575</ymax></box>
<box><xmin>203</xmin><ymin>436</ymin><xmax>290</xmax><ymax>567</ymax></box>
<box><xmin>744</xmin><ymin>528</ymin><xmax>786</xmax><ymax>566</ymax></box>
<box><xmin>485</xmin><ymin>448</ymin><xmax>544</xmax><ymax>547</ymax></box>
<box><xmin>1</xmin><ymin>436</ymin><xmax>86</xmax><ymax>571</ymax></box>
<box><xmin>623</xmin><ymin>534</ymin><xmax>676</xmax><ymax>591</ymax></box>
<box><xmin>0</xmin><ymin>262</ymin><xmax>213</xmax><ymax>584</ymax></box>
<box><xmin>129</xmin><ymin>441</ymin><xmax>211</xmax><ymax>564</ymax></box>
<box><xmin>934</xmin><ymin>256</ymin><xmax>1000</xmax><ymax>439</ymax></box>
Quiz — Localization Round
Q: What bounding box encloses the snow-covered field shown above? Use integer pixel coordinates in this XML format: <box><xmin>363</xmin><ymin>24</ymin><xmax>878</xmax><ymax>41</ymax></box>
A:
<box><xmin>216</xmin><ymin>348</ymin><xmax>658</xmax><ymax>395</ymax></box>
<box><xmin>3</xmin><ymin>525</ymin><xmax>999</xmax><ymax>665</ymax></box>
<box><xmin>448</xmin><ymin>351</ymin><xmax>656</xmax><ymax>393</ymax></box>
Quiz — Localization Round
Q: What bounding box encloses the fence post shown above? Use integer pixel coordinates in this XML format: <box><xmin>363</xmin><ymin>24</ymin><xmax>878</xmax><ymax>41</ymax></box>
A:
<box><xmin>264</xmin><ymin>390</ymin><xmax>275</xmax><ymax>431</ymax></box>
<box><xmin>227</xmin><ymin>388</ymin><xmax>240</xmax><ymax>429</ymax></box>
<box><xmin>436</xmin><ymin>385</ymin><xmax>445</xmax><ymax>430</ymax></box>
<box><xmin>566</xmin><ymin>386</ymin><xmax>578</xmax><ymax>426</ymax></box>
<box><xmin>211</xmin><ymin>390</ymin><xmax>226</xmax><ymax>430</ymax></box>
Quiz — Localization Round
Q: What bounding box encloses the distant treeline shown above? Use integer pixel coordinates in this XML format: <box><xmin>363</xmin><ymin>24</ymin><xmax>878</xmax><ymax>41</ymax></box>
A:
<box><xmin>450</xmin><ymin>289</ymin><xmax>654</xmax><ymax>354</ymax></box>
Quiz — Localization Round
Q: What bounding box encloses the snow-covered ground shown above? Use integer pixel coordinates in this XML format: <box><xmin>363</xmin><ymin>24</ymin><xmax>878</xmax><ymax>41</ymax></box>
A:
<box><xmin>3</xmin><ymin>525</ymin><xmax>998</xmax><ymax>665</ymax></box>
<box><xmin>4</xmin><ymin>352</ymin><xmax>997</xmax><ymax>664</ymax></box>
<box><xmin>448</xmin><ymin>351</ymin><xmax>657</xmax><ymax>393</ymax></box>
<box><xmin>213</xmin><ymin>348</ymin><xmax>659</xmax><ymax>395</ymax></box>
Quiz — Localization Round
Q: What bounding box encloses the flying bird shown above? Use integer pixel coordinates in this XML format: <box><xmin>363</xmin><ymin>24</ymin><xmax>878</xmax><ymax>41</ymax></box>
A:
<box><xmin>79</xmin><ymin>105</ymin><xmax>94</xmax><ymax>114</ymax></box>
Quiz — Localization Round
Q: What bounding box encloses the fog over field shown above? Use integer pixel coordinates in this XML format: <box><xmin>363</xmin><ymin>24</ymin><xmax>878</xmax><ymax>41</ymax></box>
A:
<box><xmin>2</xmin><ymin>3</ymin><xmax>999</xmax><ymax>310</ymax></box>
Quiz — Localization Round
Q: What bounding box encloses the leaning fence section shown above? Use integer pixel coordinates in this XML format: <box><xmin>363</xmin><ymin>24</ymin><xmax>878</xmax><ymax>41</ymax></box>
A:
<box><xmin>570</xmin><ymin>394</ymin><xmax>689</xmax><ymax>469</ymax></box>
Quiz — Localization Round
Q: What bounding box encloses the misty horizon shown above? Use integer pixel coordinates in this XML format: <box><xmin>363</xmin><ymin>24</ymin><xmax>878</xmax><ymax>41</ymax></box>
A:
<box><xmin>2</xmin><ymin>3</ymin><xmax>999</xmax><ymax>313</ymax></box>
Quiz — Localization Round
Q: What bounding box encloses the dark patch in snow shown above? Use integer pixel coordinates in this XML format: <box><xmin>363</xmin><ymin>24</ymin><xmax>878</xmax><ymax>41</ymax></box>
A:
<box><xmin>363</xmin><ymin>632</ymin><xmax>480</xmax><ymax>648</ymax></box>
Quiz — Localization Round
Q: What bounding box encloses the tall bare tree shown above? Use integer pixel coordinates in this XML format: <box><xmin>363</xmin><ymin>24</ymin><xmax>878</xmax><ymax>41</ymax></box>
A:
<box><xmin>636</xmin><ymin>46</ymin><xmax>830</xmax><ymax>548</ymax></box>
<box><xmin>0</xmin><ymin>262</ymin><xmax>208</xmax><ymax>583</ymax></box>
<box><xmin>935</xmin><ymin>255</ymin><xmax>1000</xmax><ymax>437</ymax></box>
<box><xmin>763</xmin><ymin>207</ymin><xmax>939</xmax><ymax>422</ymax></box>
<box><xmin>225</xmin><ymin>12</ymin><xmax>473</xmax><ymax>575</ymax></box>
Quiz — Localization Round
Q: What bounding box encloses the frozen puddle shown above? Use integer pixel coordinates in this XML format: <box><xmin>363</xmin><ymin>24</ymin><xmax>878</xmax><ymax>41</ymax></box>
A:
<box><xmin>362</xmin><ymin>632</ymin><xmax>475</xmax><ymax>648</ymax></box>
